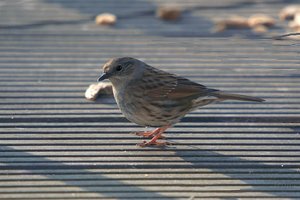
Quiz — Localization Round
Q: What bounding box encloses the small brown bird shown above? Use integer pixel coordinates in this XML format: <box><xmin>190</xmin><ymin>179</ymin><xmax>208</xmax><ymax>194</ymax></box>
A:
<box><xmin>98</xmin><ymin>57</ymin><xmax>265</xmax><ymax>146</ymax></box>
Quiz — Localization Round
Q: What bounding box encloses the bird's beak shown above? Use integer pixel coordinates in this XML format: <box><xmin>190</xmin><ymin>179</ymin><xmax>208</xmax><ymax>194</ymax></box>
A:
<box><xmin>97</xmin><ymin>73</ymin><xmax>110</xmax><ymax>82</ymax></box>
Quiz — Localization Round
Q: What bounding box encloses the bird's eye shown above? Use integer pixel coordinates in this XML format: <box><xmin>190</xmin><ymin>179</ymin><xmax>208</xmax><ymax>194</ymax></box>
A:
<box><xmin>116</xmin><ymin>65</ymin><xmax>123</xmax><ymax>71</ymax></box>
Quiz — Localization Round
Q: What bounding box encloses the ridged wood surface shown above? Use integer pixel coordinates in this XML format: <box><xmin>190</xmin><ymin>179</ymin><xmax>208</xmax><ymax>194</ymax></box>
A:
<box><xmin>0</xmin><ymin>0</ymin><xmax>299</xmax><ymax>199</ymax></box>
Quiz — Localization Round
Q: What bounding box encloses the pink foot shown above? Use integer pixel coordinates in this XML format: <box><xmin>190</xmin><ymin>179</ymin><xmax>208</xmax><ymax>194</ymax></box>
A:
<box><xmin>134</xmin><ymin>131</ymin><xmax>165</xmax><ymax>139</ymax></box>
<box><xmin>132</xmin><ymin>127</ymin><xmax>164</xmax><ymax>138</ymax></box>
<box><xmin>136</xmin><ymin>125</ymin><xmax>171</xmax><ymax>147</ymax></box>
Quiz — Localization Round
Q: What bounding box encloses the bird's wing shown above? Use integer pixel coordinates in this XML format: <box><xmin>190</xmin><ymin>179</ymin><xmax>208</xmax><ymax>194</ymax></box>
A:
<box><xmin>136</xmin><ymin>66</ymin><xmax>217</xmax><ymax>101</ymax></box>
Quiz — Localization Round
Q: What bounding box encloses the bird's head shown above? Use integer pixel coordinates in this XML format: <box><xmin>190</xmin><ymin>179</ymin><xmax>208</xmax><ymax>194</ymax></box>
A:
<box><xmin>98</xmin><ymin>57</ymin><xmax>144</xmax><ymax>86</ymax></box>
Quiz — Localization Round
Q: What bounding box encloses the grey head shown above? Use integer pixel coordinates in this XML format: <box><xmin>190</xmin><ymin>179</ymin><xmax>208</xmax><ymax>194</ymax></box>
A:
<box><xmin>97</xmin><ymin>57</ymin><xmax>145</xmax><ymax>86</ymax></box>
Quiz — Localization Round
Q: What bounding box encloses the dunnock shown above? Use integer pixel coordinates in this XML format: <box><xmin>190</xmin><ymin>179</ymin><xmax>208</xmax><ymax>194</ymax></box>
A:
<box><xmin>98</xmin><ymin>57</ymin><xmax>264</xmax><ymax>146</ymax></box>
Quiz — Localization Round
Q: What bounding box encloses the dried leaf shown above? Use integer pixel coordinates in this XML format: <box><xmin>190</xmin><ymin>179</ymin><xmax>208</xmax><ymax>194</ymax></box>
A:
<box><xmin>156</xmin><ymin>6</ymin><xmax>181</xmax><ymax>21</ymax></box>
<box><xmin>279</xmin><ymin>5</ymin><xmax>300</xmax><ymax>21</ymax></box>
<box><xmin>95</xmin><ymin>13</ymin><xmax>117</xmax><ymax>26</ymax></box>
<box><xmin>85</xmin><ymin>82</ymin><xmax>113</xmax><ymax>101</ymax></box>
<box><xmin>248</xmin><ymin>14</ymin><xmax>275</xmax><ymax>28</ymax></box>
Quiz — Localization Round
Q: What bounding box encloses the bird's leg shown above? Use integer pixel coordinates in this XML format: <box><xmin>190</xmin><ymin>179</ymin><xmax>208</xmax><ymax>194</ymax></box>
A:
<box><xmin>133</xmin><ymin>128</ymin><xmax>165</xmax><ymax>138</ymax></box>
<box><xmin>138</xmin><ymin>125</ymin><xmax>171</xmax><ymax>147</ymax></box>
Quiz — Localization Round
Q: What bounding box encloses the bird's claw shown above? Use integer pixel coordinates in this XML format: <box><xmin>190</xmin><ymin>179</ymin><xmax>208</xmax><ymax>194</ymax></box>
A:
<box><xmin>132</xmin><ymin>131</ymin><xmax>165</xmax><ymax>139</ymax></box>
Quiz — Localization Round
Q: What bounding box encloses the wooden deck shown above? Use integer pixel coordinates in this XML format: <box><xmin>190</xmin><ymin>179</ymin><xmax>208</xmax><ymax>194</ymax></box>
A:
<box><xmin>0</xmin><ymin>0</ymin><xmax>299</xmax><ymax>199</ymax></box>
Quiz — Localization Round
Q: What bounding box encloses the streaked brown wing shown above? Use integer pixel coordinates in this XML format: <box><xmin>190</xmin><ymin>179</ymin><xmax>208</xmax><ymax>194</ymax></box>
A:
<box><xmin>139</xmin><ymin>65</ymin><xmax>215</xmax><ymax>101</ymax></box>
<box><xmin>170</xmin><ymin>77</ymin><xmax>210</xmax><ymax>99</ymax></box>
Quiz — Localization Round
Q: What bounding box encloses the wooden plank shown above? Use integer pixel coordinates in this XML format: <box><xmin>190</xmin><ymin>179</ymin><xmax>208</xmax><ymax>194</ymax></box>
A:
<box><xmin>0</xmin><ymin>0</ymin><xmax>299</xmax><ymax>199</ymax></box>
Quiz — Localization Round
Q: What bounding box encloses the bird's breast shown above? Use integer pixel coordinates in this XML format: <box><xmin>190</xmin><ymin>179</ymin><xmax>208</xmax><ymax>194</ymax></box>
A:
<box><xmin>113</xmin><ymin>86</ymin><xmax>190</xmax><ymax>127</ymax></box>
<box><xmin>112</xmin><ymin>86</ymin><xmax>144</xmax><ymax>125</ymax></box>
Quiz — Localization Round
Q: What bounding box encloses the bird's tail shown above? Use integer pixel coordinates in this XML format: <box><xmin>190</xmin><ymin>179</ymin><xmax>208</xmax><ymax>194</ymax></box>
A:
<box><xmin>212</xmin><ymin>91</ymin><xmax>265</xmax><ymax>102</ymax></box>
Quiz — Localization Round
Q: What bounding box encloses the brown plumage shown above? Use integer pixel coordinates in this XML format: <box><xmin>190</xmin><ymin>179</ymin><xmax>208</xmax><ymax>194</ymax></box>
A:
<box><xmin>98</xmin><ymin>57</ymin><xmax>265</xmax><ymax>146</ymax></box>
